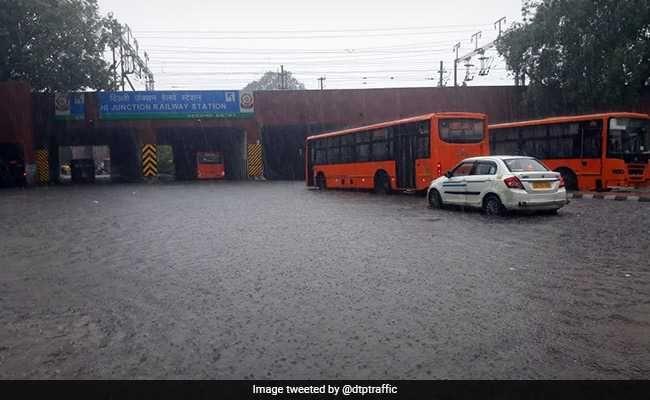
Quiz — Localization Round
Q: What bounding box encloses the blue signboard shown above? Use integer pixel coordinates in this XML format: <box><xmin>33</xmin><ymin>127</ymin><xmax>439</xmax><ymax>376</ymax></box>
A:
<box><xmin>97</xmin><ymin>90</ymin><xmax>254</xmax><ymax>120</ymax></box>
<box><xmin>55</xmin><ymin>92</ymin><xmax>85</xmax><ymax>120</ymax></box>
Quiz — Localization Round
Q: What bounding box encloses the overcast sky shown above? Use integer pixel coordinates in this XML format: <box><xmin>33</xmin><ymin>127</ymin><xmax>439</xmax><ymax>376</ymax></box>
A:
<box><xmin>98</xmin><ymin>0</ymin><xmax>524</xmax><ymax>91</ymax></box>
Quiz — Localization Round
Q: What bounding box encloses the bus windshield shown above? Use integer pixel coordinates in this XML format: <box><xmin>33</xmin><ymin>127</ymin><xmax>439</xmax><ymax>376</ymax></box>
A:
<box><xmin>439</xmin><ymin>119</ymin><xmax>484</xmax><ymax>143</ymax></box>
<box><xmin>198</xmin><ymin>153</ymin><xmax>222</xmax><ymax>164</ymax></box>
<box><xmin>608</xmin><ymin>118</ymin><xmax>650</xmax><ymax>158</ymax></box>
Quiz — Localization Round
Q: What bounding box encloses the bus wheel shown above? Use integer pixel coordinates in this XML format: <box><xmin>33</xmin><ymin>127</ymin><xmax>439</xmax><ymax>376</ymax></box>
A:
<box><xmin>483</xmin><ymin>194</ymin><xmax>505</xmax><ymax>216</ymax></box>
<box><xmin>316</xmin><ymin>173</ymin><xmax>326</xmax><ymax>190</ymax></box>
<box><xmin>373</xmin><ymin>171</ymin><xmax>391</xmax><ymax>194</ymax></box>
<box><xmin>556</xmin><ymin>168</ymin><xmax>578</xmax><ymax>191</ymax></box>
<box><xmin>428</xmin><ymin>189</ymin><xmax>443</xmax><ymax>209</ymax></box>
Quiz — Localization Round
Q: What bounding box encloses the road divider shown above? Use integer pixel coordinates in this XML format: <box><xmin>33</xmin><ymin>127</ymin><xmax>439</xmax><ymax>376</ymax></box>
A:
<box><xmin>569</xmin><ymin>192</ymin><xmax>650</xmax><ymax>202</ymax></box>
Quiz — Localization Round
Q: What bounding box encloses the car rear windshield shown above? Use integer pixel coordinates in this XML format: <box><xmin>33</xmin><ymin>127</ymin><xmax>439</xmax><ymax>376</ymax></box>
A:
<box><xmin>439</xmin><ymin>119</ymin><xmax>484</xmax><ymax>143</ymax></box>
<box><xmin>504</xmin><ymin>158</ymin><xmax>548</xmax><ymax>172</ymax></box>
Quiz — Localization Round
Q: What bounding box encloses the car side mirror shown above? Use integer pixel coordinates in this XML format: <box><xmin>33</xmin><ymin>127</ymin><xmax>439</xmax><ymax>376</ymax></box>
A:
<box><xmin>445</xmin><ymin>171</ymin><xmax>453</xmax><ymax>178</ymax></box>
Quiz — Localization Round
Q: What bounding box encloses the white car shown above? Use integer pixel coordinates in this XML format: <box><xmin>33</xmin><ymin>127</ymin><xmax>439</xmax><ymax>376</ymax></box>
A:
<box><xmin>427</xmin><ymin>156</ymin><xmax>569</xmax><ymax>215</ymax></box>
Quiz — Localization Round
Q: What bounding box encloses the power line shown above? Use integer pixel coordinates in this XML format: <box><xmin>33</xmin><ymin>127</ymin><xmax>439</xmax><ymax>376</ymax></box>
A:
<box><xmin>139</xmin><ymin>39</ymin><xmax>465</xmax><ymax>53</ymax></box>
<box><xmin>135</xmin><ymin>28</ymin><xmax>488</xmax><ymax>40</ymax></box>
<box><xmin>134</xmin><ymin>23</ymin><xmax>493</xmax><ymax>34</ymax></box>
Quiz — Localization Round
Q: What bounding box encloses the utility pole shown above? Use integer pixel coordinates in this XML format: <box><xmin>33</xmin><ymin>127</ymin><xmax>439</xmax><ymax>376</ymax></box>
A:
<box><xmin>318</xmin><ymin>76</ymin><xmax>326</xmax><ymax>90</ymax></box>
<box><xmin>494</xmin><ymin>17</ymin><xmax>506</xmax><ymax>37</ymax></box>
<box><xmin>437</xmin><ymin>61</ymin><xmax>446</xmax><ymax>87</ymax></box>
<box><xmin>471</xmin><ymin>31</ymin><xmax>482</xmax><ymax>50</ymax></box>
<box><xmin>452</xmin><ymin>42</ymin><xmax>461</xmax><ymax>87</ymax></box>
<box><xmin>107</xmin><ymin>15</ymin><xmax>154</xmax><ymax>91</ymax></box>
<box><xmin>280</xmin><ymin>65</ymin><xmax>285</xmax><ymax>89</ymax></box>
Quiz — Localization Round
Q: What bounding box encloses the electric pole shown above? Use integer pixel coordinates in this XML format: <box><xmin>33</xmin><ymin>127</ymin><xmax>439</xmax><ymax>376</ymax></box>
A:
<box><xmin>437</xmin><ymin>61</ymin><xmax>446</xmax><ymax>87</ymax></box>
<box><xmin>453</xmin><ymin>42</ymin><xmax>460</xmax><ymax>87</ymax></box>
<box><xmin>318</xmin><ymin>76</ymin><xmax>326</xmax><ymax>90</ymax></box>
<box><xmin>494</xmin><ymin>17</ymin><xmax>506</xmax><ymax>37</ymax></box>
<box><xmin>107</xmin><ymin>15</ymin><xmax>154</xmax><ymax>91</ymax></box>
<box><xmin>471</xmin><ymin>31</ymin><xmax>482</xmax><ymax>50</ymax></box>
<box><xmin>280</xmin><ymin>65</ymin><xmax>285</xmax><ymax>89</ymax></box>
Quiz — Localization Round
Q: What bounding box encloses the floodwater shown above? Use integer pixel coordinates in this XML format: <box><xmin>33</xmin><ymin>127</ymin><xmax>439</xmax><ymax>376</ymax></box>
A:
<box><xmin>0</xmin><ymin>181</ymin><xmax>648</xmax><ymax>378</ymax></box>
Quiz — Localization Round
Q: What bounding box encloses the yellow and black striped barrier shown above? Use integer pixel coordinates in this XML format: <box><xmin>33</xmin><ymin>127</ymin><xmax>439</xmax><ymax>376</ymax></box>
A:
<box><xmin>141</xmin><ymin>144</ymin><xmax>158</xmax><ymax>177</ymax></box>
<box><xmin>35</xmin><ymin>149</ymin><xmax>49</xmax><ymax>184</ymax></box>
<box><xmin>247</xmin><ymin>143</ymin><xmax>264</xmax><ymax>178</ymax></box>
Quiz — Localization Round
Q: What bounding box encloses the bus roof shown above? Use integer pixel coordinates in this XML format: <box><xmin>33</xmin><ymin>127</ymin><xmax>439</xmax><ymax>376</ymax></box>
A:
<box><xmin>488</xmin><ymin>112</ymin><xmax>650</xmax><ymax>130</ymax></box>
<box><xmin>306</xmin><ymin>112</ymin><xmax>486</xmax><ymax>141</ymax></box>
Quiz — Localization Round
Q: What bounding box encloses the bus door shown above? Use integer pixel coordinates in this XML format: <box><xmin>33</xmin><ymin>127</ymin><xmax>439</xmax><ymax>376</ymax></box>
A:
<box><xmin>395</xmin><ymin>127</ymin><xmax>416</xmax><ymax>189</ymax></box>
<box><xmin>578</xmin><ymin>120</ymin><xmax>604</xmax><ymax>188</ymax></box>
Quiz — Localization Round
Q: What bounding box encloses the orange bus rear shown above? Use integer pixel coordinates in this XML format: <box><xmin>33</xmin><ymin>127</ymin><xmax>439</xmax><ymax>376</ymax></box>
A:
<box><xmin>489</xmin><ymin>113</ymin><xmax>650</xmax><ymax>191</ymax></box>
<box><xmin>196</xmin><ymin>151</ymin><xmax>225</xmax><ymax>179</ymax></box>
<box><xmin>305</xmin><ymin>112</ymin><xmax>489</xmax><ymax>192</ymax></box>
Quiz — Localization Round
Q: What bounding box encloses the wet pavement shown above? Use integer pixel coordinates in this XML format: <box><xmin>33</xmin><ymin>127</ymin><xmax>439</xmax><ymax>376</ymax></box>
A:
<box><xmin>0</xmin><ymin>181</ymin><xmax>648</xmax><ymax>379</ymax></box>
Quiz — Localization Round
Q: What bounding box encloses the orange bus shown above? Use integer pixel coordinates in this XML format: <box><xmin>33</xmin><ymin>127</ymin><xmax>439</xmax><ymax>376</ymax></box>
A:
<box><xmin>305</xmin><ymin>112</ymin><xmax>489</xmax><ymax>192</ymax></box>
<box><xmin>489</xmin><ymin>113</ymin><xmax>650</xmax><ymax>191</ymax></box>
<box><xmin>196</xmin><ymin>151</ymin><xmax>225</xmax><ymax>179</ymax></box>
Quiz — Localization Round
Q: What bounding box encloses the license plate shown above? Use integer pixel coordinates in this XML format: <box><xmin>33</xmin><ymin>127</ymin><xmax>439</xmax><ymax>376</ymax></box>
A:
<box><xmin>532</xmin><ymin>181</ymin><xmax>551</xmax><ymax>189</ymax></box>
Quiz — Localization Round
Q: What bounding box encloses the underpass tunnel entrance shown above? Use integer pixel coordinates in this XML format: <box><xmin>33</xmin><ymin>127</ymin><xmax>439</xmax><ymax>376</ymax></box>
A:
<box><xmin>156</xmin><ymin>145</ymin><xmax>175</xmax><ymax>181</ymax></box>
<box><xmin>58</xmin><ymin>145</ymin><xmax>111</xmax><ymax>183</ymax></box>
<box><xmin>53</xmin><ymin>128</ymin><xmax>140</xmax><ymax>183</ymax></box>
<box><xmin>0</xmin><ymin>142</ymin><xmax>26</xmax><ymax>187</ymax></box>
<box><xmin>261</xmin><ymin>123</ymin><xmax>338</xmax><ymax>180</ymax></box>
<box><xmin>157</xmin><ymin>126</ymin><xmax>246</xmax><ymax>181</ymax></box>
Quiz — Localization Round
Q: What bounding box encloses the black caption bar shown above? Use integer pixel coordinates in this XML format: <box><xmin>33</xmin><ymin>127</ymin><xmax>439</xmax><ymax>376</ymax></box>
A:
<box><xmin>3</xmin><ymin>380</ymin><xmax>649</xmax><ymax>400</ymax></box>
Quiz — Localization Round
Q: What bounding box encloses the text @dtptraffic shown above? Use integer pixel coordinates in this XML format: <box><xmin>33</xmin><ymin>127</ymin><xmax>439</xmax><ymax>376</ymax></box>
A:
<box><xmin>252</xmin><ymin>384</ymin><xmax>398</xmax><ymax>396</ymax></box>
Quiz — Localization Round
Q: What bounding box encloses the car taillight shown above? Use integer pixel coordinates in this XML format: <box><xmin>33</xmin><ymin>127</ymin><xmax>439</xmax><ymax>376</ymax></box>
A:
<box><xmin>559</xmin><ymin>176</ymin><xmax>565</xmax><ymax>188</ymax></box>
<box><xmin>504</xmin><ymin>176</ymin><xmax>524</xmax><ymax>189</ymax></box>
<box><xmin>436</xmin><ymin>162</ymin><xmax>442</xmax><ymax>177</ymax></box>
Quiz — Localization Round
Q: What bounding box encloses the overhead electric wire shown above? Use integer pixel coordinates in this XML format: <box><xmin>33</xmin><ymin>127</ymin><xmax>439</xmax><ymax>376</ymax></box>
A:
<box><xmin>135</xmin><ymin>23</ymin><xmax>493</xmax><ymax>34</ymax></box>
<box><xmin>129</xmin><ymin>20</ymin><xmax>510</xmax><ymax>90</ymax></box>
<box><xmin>140</xmin><ymin>40</ymin><xmax>463</xmax><ymax>53</ymax></box>
<box><xmin>135</xmin><ymin>28</ymin><xmax>487</xmax><ymax>40</ymax></box>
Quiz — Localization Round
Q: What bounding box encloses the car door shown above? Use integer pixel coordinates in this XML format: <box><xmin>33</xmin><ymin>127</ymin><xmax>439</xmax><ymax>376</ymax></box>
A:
<box><xmin>464</xmin><ymin>161</ymin><xmax>498</xmax><ymax>207</ymax></box>
<box><xmin>441</xmin><ymin>161</ymin><xmax>475</xmax><ymax>205</ymax></box>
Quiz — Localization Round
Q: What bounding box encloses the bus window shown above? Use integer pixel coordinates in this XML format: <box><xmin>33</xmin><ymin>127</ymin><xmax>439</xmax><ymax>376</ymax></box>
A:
<box><xmin>370</xmin><ymin>128</ymin><xmax>390</xmax><ymax>161</ymax></box>
<box><xmin>439</xmin><ymin>119</ymin><xmax>484</xmax><ymax>143</ymax></box>
<box><xmin>581</xmin><ymin>120</ymin><xmax>602</xmax><ymax>158</ymax></box>
<box><xmin>520</xmin><ymin>126</ymin><xmax>549</xmax><ymax>158</ymax></box>
<box><xmin>356</xmin><ymin>131</ymin><xmax>371</xmax><ymax>162</ymax></box>
<box><xmin>547</xmin><ymin>123</ymin><xmax>579</xmax><ymax>158</ymax></box>
<box><xmin>340</xmin><ymin>134</ymin><xmax>355</xmax><ymax>163</ymax></box>
<box><xmin>490</xmin><ymin>127</ymin><xmax>520</xmax><ymax>155</ymax></box>
<box><xmin>327</xmin><ymin>137</ymin><xmax>341</xmax><ymax>164</ymax></box>
<box><xmin>608</xmin><ymin>118</ymin><xmax>649</xmax><ymax>157</ymax></box>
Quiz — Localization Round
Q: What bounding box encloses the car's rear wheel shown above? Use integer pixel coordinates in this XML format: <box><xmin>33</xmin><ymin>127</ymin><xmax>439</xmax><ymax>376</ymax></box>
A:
<box><xmin>483</xmin><ymin>194</ymin><xmax>505</xmax><ymax>216</ymax></box>
<box><xmin>428</xmin><ymin>189</ymin><xmax>443</xmax><ymax>209</ymax></box>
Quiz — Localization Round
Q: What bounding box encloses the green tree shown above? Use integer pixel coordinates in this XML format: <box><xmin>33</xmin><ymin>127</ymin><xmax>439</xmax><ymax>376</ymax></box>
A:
<box><xmin>0</xmin><ymin>0</ymin><xmax>116</xmax><ymax>92</ymax></box>
<box><xmin>497</xmin><ymin>0</ymin><xmax>650</xmax><ymax>115</ymax></box>
<box><xmin>243</xmin><ymin>70</ymin><xmax>306</xmax><ymax>91</ymax></box>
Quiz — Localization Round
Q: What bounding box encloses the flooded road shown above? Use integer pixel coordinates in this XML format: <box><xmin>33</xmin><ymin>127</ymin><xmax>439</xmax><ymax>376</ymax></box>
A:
<box><xmin>0</xmin><ymin>181</ymin><xmax>648</xmax><ymax>378</ymax></box>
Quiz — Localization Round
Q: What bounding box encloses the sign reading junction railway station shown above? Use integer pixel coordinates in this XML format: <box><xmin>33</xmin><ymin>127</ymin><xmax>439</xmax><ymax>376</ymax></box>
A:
<box><xmin>97</xmin><ymin>90</ymin><xmax>254</xmax><ymax>120</ymax></box>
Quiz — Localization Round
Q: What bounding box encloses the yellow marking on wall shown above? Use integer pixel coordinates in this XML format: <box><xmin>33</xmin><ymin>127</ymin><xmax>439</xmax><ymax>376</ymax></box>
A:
<box><xmin>247</xmin><ymin>143</ymin><xmax>264</xmax><ymax>177</ymax></box>
<box><xmin>141</xmin><ymin>144</ymin><xmax>158</xmax><ymax>177</ymax></box>
<box><xmin>36</xmin><ymin>149</ymin><xmax>49</xmax><ymax>183</ymax></box>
